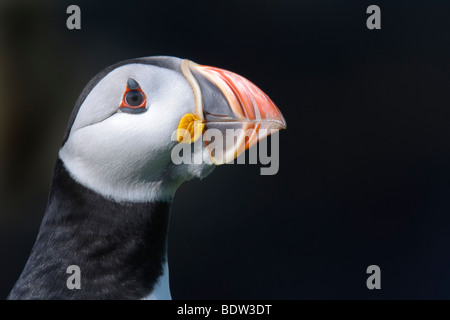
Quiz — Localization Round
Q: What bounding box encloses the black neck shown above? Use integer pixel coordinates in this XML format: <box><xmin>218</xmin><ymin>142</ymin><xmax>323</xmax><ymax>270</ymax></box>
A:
<box><xmin>9</xmin><ymin>159</ymin><xmax>171</xmax><ymax>299</ymax></box>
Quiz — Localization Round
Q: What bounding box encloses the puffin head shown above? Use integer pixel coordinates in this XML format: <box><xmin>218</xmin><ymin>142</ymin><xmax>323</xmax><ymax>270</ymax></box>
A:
<box><xmin>59</xmin><ymin>56</ymin><xmax>286</xmax><ymax>203</ymax></box>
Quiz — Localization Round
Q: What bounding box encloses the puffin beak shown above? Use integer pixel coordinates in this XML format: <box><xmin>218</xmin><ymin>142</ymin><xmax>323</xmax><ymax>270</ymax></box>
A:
<box><xmin>180</xmin><ymin>60</ymin><xmax>286</xmax><ymax>165</ymax></box>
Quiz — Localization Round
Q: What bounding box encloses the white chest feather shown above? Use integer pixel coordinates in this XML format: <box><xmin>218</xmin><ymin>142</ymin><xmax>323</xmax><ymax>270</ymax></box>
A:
<box><xmin>142</xmin><ymin>262</ymin><xmax>172</xmax><ymax>300</ymax></box>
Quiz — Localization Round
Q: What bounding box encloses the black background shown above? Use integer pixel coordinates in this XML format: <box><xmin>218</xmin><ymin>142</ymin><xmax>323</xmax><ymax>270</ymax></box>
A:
<box><xmin>1</xmin><ymin>0</ymin><xmax>450</xmax><ymax>299</ymax></box>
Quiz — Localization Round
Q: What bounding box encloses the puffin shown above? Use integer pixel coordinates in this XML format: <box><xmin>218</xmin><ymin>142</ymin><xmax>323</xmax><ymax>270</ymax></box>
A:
<box><xmin>8</xmin><ymin>56</ymin><xmax>286</xmax><ymax>300</ymax></box>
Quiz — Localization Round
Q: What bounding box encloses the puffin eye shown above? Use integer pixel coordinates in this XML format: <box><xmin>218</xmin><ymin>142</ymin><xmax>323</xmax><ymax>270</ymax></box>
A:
<box><xmin>120</xmin><ymin>78</ymin><xmax>147</xmax><ymax>114</ymax></box>
<box><xmin>125</xmin><ymin>91</ymin><xmax>145</xmax><ymax>106</ymax></box>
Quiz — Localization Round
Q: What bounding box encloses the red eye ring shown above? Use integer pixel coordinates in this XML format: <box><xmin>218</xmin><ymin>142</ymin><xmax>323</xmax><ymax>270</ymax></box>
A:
<box><xmin>120</xmin><ymin>79</ymin><xmax>147</xmax><ymax>111</ymax></box>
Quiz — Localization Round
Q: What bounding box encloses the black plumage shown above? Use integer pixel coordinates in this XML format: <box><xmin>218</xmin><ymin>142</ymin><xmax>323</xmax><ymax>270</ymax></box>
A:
<box><xmin>8</xmin><ymin>159</ymin><xmax>170</xmax><ymax>299</ymax></box>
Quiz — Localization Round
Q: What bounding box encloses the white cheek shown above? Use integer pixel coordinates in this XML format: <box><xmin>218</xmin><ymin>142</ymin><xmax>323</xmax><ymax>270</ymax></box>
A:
<box><xmin>59</xmin><ymin>101</ymin><xmax>195</xmax><ymax>202</ymax></box>
<box><xmin>65</xmin><ymin>116</ymin><xmax>168</xmax><ymax>172</ymax></box>
<box><xmin>59</xmin><ymin>62</ymin><xmax>207</xmax><ymax>202</ymax></box>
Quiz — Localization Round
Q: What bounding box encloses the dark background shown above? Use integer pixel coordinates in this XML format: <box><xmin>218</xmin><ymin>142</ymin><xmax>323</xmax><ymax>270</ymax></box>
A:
<box><xmin>1</xmin><ymin>0</ymin><xmax>450</xmax><ymax>299</ymax></box>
